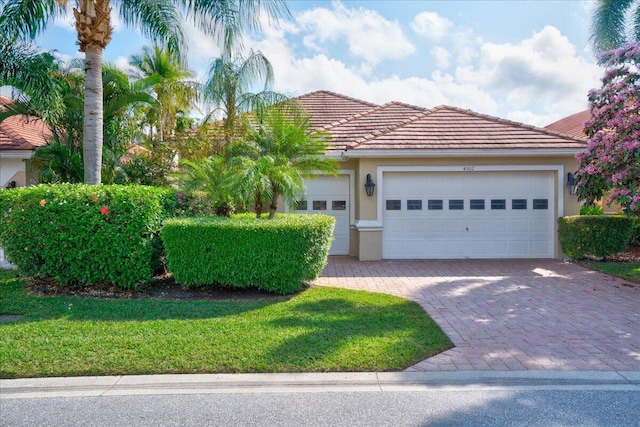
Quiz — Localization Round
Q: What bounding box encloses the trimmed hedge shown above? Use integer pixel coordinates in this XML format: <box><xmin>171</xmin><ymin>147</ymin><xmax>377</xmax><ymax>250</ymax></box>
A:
<box><xmin>558</xmin><ymin>215</ymin><xmax>634</xmax><ymax>259</ymax></box>
<box><xmin>0</xmin><ymin>184</ymin><xmax>176</xmax><ymax>288</ymax></box>
<box><xmin>631</xmin><ymin>217</ymin><xmax>640</xmax><ymax>247</ymax></box>
<box><xmin>162</xmin><ymin>214</ymin><xmax>335</xmax><ymax>294</ymax></box>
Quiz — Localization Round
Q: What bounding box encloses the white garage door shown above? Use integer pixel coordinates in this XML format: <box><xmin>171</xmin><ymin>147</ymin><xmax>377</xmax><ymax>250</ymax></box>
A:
<box><xmin>383</xmin><ymin>171</ymin><xmax>554</xmax><ymax>259</ymax></box>
<box><xmin>295</xmin><ymin>175</ymin><xmax>350</xmax><ymax>255</ymax></box>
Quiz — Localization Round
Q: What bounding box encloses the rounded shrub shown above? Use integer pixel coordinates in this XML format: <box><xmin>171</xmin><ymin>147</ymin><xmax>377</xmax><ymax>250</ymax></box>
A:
<box><xmin>558</xmin><ymin>215</ymin><xmax>634</xmax><ymax>259</ymax></box>
<box><xmin>162</xmin><ymin>214</ymin><xmax>335</xmax><ymax>294</ymax></box>
<box><xmin>0</xmin><ymin>184</ymin><xmax>176</xmax><ymax>288</ymax></box>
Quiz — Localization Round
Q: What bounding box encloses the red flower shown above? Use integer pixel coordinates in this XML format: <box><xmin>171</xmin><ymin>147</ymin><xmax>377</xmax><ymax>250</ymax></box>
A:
<box><xmin>100</xmin><ymin>206</ymin><xmax>109</xmax><ymax>215</ymax></box>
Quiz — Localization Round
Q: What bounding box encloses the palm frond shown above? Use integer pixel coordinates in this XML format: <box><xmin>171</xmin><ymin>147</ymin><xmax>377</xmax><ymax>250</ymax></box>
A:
<box><xmin>591</xmin><ymin>0</ymin><xmax>636</xmax><ymax>55</ymax></box>
<box><xmin>0</xmin><ymin>0</ymin><xmax>65</xmax><ymax>40</ymax></box>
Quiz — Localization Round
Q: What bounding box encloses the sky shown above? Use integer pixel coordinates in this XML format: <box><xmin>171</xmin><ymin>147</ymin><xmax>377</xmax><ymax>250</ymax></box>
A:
<box><xmin>32</xmin><ymin>0</ymin><xmax>603</xmax><ymax>127</ymax></box>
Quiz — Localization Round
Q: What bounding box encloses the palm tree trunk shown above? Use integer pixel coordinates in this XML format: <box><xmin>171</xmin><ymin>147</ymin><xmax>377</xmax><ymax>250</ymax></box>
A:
<box><xmin>269</xmin><ymin>190</ymin><xmax>279</xmax><ymax>219</ymax></box>
<box><xmin>82</xmin><ymin>46</ymin><xmax>104</xmax><ymax>185</ymax></box>
<box><xmin>255</xmin><ymin>191</ymin><xmax>263</xmax><ymax>218</ymax></box>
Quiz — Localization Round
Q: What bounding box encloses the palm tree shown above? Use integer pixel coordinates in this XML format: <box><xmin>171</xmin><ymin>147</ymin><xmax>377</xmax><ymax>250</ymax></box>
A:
<box><xmin>0</xmin><ymin>0</ymin><xmax>289</xmax><ymax>184</ymax></box>
<box><xmin>202</xmin><ymin>49</ymin><xmax>287</xmax><ymax>141</ymax></box>
<box><xmin>591</xmin><ymin>0</ymin><xmax>640</xmax><ymax>56</ymax></box>
<box><xmin>130</xmin><ymin>45</ymin><xmax>199</xmax><ymax>144</ymax></box>
<box><xmin>33</xmin><ymin>63</ymin><xmax>154</xmax><ymax>184</ymax></box>
<box><xmin>227</xmin><ymin>102</ymin><xmax>338</xmax><ymax>219</ymax></box>
<box><xmin>0</xmin><ymin>37</ymin><xmax>63</xmax><ymax>123</ymax></box>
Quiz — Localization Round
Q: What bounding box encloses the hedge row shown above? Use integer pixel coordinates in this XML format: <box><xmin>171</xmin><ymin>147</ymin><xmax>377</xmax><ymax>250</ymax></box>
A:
<box><xmin>558</xmin><ymin>215</ymin><xmax>634</xmax><ymax>259</ymax></box>
<box><xmin>162</xmin><ymin>214</ymin><xmax>335</xmax><ymax>294</ymax></box>
<box><xmin>0</xmin><ymin>184</ymin><xmax>177</xmax><ymax>288</ymax></box>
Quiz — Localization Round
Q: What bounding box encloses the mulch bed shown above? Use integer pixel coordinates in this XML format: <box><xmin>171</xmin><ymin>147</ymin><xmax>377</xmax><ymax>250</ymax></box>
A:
<box><xmin>602</xmin><ymin>246</ymin><xmax>640</xmax><ymax>262</ymax></box>
<box><xmin>22</xmin><ymin>272</ymin><xmax>293</xmax><ymax>302</ymax></box>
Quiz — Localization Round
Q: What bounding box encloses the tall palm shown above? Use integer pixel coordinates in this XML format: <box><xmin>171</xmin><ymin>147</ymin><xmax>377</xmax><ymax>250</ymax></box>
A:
<box><xmin>33</xmin><ymin>64</ymin><xmax>153</xmax><ymax>184</ymax></box>
<box><xmin>202</xmin><ymin>49</ymin><xmax>287</xmax><ymax>141</ymax></box>
<box><xmin>227</xmin><ymin>101</ymin><xmax>338</xmax><ymax>219</ymax></box>
<box><xmin>591</xmin><ymin>0</ymin><xmax>640</xmax><ymax>56</ymax></box>
<box><xmin>0</xmin><ymin>0</ymin><xmax>289</xmax><ymax>184</ymax></box>
<box><xmin>130</xmin><ymin>45</ymin><xmax>199</xmax><ymax>144</ymax></box>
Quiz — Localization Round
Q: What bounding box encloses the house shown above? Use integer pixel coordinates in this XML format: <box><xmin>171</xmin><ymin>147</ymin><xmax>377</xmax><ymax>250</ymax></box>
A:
<box><xmin>291</xmin><ymin>90</ymin><xmax>586</xmax><ymax>260</ymax></box>
<box><xmin>0</xmin><ymin>96</ymin><xmax>51</xmax><ymax>188</ymax></box>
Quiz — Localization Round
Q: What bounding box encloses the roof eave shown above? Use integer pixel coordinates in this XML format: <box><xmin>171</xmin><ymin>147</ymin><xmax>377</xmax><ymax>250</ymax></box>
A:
<box><xmin>342</xmin><ymin>148</ymin><xmax>584</xmax><ymax>158</ymax></box>
<box><xmin>0</xmin><ymin>149</ymin><xmax>35</xmax><ymax>159</ymax></box>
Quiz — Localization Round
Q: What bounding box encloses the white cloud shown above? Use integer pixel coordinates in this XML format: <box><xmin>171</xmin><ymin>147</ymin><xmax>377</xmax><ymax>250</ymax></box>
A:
<box><xmin>431</xmin><ymin>47</ymin><xmax>450</xmax><ymax>69</ymax></box>
<box><xmin>295</xmin><ymin>0</ymin><xmax>415</xmax><ymax>66</ymax></box>
<box><xmin>411</xmin><ymin>12</ymin><xmax>453</xmax><ymax>41</ymax></box>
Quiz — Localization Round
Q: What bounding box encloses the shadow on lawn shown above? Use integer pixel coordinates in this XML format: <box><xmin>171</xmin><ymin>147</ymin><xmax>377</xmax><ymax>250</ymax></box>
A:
<box><xmin>0</xmin><ymin>272</ymin><xmax>293</xmax><ymax>323</ymax></box>
<box><xmin>264</xmin><ymin>297</ymin><xmax>451</xmax><ymax>370</ymax></box>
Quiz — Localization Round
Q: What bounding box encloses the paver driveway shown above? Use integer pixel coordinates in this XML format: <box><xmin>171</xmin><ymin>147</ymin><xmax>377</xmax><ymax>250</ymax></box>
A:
<box><xmin>313</xmin><ymin>258</ymin><xmax>640</xmax><ymax>371</ymax></box>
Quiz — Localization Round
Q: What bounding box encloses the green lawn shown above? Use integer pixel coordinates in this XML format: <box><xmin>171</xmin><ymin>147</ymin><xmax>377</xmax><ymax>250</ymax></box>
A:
<box><xmin>0</xmin><ymin>270</ymin><xmax>452</xmax><ymax>378</ymax></box>
<box><xmin>587</xmin><ymin>261</ymin><xmax>640</xmax><ymax>283</ymax></box>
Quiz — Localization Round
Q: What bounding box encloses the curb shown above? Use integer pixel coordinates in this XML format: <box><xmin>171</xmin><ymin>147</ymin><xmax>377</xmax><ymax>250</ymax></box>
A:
<box><xmin>2</xmin><ymin>371</ymin><xmax>640</xmax><ymax>399</ymax></box>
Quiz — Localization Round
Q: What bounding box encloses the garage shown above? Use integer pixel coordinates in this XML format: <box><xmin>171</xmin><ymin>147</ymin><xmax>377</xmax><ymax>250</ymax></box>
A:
<box><xmin>295</xmin><ymin>175</ymin><xmax>351</xmax><ymax>255</ymax></box>
<box><xmin>382</xmin><ymin>170</ymin><xmax>555</xmax><ymax>259</ymax></box>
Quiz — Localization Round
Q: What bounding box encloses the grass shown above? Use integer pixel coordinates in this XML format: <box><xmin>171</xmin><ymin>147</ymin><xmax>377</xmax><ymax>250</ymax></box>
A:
<box><xmin>0</xmin><ymin>270</ymin><xmax>452</xmax><ymax>378</ymax></box>
<box><xmin>587</xmin><ymin>261</ymin><xmax>640</xmax><ymax>283</ymax></box>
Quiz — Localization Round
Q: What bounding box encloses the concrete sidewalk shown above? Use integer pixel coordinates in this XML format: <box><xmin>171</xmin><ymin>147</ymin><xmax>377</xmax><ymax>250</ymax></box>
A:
<box><xmin>2</xmin><ymin>371</ymin><xmax>640</xmax><ymax>399</ymax></box>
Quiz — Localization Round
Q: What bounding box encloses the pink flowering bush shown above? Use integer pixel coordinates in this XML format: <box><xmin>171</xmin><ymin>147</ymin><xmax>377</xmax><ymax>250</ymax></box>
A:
<box><xmin>576</xmin><ymin>42</ymin><xmax>640</xmax><ymax>213</ymax></box>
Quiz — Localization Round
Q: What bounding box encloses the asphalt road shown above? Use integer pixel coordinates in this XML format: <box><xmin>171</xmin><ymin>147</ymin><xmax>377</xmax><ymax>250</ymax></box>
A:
<box><xmin>2</xmin><ymin>372</ymin><xmax>639</xmax><ymax>426</ymax></box>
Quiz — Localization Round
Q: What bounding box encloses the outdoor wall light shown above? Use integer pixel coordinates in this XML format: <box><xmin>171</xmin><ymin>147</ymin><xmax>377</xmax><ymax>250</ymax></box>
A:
<box><xmin>365</xmin><ymin>173</ymin><xmax>376</xmax><ymax>197</ymax></box>
<box><xmin>567</xmin><ymin>172</ymin><xmax>578</xmax><ymax>195</ymax></box>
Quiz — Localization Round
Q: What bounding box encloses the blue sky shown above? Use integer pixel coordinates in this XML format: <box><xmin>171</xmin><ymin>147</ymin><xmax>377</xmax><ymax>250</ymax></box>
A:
<box><xmin>33</xmin><ymin>0</ymin><xmax>602</xmax><ymax>127</ymax></box>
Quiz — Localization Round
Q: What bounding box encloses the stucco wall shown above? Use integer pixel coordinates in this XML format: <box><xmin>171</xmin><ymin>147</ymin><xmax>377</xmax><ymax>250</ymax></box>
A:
<box><xmin>350</xmin><ymin>155</ymin><xmax>581</xmax><ymax>260</ymax></box>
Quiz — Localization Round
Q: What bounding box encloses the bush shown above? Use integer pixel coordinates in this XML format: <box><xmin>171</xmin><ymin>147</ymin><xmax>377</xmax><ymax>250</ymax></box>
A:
<box><xmin>558</xmin><ymin>215</ymin><xmax>634</xmax><ymax>259</ymax></box>
<box><xmin>630</xmin><ymin>217</ymin><xmax>640</xmax><ymax>247</ymax></box>
<box><xmin>162</xmin><ymin>214</ymin><xmax>335</xmax><ymax>294</ymax></box>
<box><xmin>580</xmin><ymin>204</ymin><xmax>603</xmax><ymax>215</ymax></box>
<box><xmin>0</xmin><ymin>184</ymin><xmax>176</xmax><ymax>288</ymax></box>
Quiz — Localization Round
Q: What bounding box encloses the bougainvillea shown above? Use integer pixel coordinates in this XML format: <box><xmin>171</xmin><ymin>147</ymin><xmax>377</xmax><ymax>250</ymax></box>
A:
<box><xmin>576</xmin><ymin>42</ymin><xmax>640</xmax><ymax>213</ymax></box>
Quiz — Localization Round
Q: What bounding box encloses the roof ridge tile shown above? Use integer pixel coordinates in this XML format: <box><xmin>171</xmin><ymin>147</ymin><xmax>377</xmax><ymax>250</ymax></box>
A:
<box><xmin>348</xmin><ymin>110</ymin><xmax>433</xmax><ymax>149</ymax></box>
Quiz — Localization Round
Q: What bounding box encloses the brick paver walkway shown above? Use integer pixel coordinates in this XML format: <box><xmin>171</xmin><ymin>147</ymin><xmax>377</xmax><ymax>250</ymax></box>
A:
<box><xmin>313</xmin><ymin>257</ymin><xmax>640</xmax><ymax>371</ymax></box>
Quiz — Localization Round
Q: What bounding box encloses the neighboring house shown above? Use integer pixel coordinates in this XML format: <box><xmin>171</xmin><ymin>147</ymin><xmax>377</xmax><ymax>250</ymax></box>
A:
<box><xmin>291</xmin><ymin>90</ymin><xmax>586</xmax><ymax>260</ymax></box>
<box><xmin>0</xmin><ymin>96</ymin><xmax>52</xmax><ymax>188</ymax></box>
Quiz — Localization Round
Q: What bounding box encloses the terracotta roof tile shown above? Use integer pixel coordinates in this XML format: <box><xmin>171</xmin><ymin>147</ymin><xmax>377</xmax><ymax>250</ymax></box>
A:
<box><xmin>544</xmin><ymin>110</ymin><xmax>590</xmax><ymax>139</ymax></box>
<box><xmin>0</xmin><ymin>96</ymin><xmax>52</xmax><ymax>150</ymax></box>
<box><xmin>294</xmin><ymin>90</ymin><xmax>379</xmax><ymax>129</ymax></box>
<box><xmin>322</xmin><ymin>102</ymin><xmax>429</xmax><ymax>150</ymax></box>
<box><xmin>346</xmin><ymin>105</ymin><xmax>587</xmax><ymax>151</ymax></box>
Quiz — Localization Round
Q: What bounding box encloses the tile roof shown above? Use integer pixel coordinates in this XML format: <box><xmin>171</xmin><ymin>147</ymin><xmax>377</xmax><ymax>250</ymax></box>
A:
<box><xmin>293</xmin><ymin>91</ymin><xmax>586</xmax><ymax>153</ymax></box>
<box><xmin>0</xmin><ymin>96</ymin><xmax>52</xmax><ymax>150</ymax></box>
<box><xmin>322</xmin><ymin>102</ymin><xmax>429</xmax><ymax>150</ymax></box>
<box><xmin>295</xmin><ymin>90</ymin><xmax>379</xmax><ymax>129</ymax></box>
<box><xmin>346</xmin><ymin>106</ymin><xmax>587</xmax><ymax>151</ymax></box>
<box><xmin>544</xmin><ymin>110</ymin><xmax>590</xmax><ymax>139</ymax></box>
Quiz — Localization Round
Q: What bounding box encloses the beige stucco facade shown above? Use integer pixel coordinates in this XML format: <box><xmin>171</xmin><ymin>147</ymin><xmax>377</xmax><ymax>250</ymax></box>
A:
<box><xmin>328</xmin><ymin>153</ymin><xmax>581</xmax><ymax>261</ymax></box>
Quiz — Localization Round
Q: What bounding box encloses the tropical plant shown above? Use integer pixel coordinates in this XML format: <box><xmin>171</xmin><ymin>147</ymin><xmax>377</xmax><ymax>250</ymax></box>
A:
<box><xmin>176</xmin><ymin>155</ymin><xmax>234</xmax><ymax>215</ymax></box>
<box><xmin>575</xmin><ymin>42</ymin><xmax>640</xmax><ymax>214</ymax></box>
<box><xmin>202</xmin><ymin>49</ymin><xmax>287</xmax><ymax>141</ymax></box>
<box><xmin>591</xmin><ymin>0</ymin><xmax>640</xmax><ymax>57</ymax></box>
<box><xmin>33</xmin><ymin>64</ymin><xmax>154</xmax><ymax>184</ymax></box>
<box><xmin>130</xmin><ymin>45</ymin><xmax>199</xmax><ymax>144</ymax></box>
<box><xmin>0</xmin><ymin>37</ymin><xmax>63</xmax><ymax>123</ymax></box>
<box><xmin>227</xmin><ymin>102</ymin><xmax>338</xmax><ymax>219</ymax></box>
<box><xmin>0</xmin><ymin>0</ymin><xmax>289</xmax><ymax>185</ymax></box>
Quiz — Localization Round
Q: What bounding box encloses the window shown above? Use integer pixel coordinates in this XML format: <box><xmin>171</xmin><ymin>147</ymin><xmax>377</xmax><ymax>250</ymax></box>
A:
<box><xmin>428</xmin><ymin>200</ymin><xmax>443</xmax><ymax>210</ymax></box>
<box><xmin>533</xmin><ymin>199</ymin><xmax>549</xmax><ymax>210</ymax></box>
<box><xmin>312</xmin><ymin>200</ymin><xmax>326</xmax><ymax>211</ymax></box>
<box><xmin>470</xmin><ymin>199</ymin><xmax>485</xmax><ymax>210</ymax></box>
<box><xmin>449</xmin><ymin>199</ymin><xmax>464</xmax><ymax>210</ymax></box>
<box><xmin>491</xmin><ymin>199</ymin><xmax>506</xmax><ymax>210</ymax></box>
<box><xmin>407</xmin><ymin>200</ymin><xmax>422</xmax><ymax>210</ymax></box>
<box><xmin>386</xmin><ymin>200</ymin><xmax>401</xmax><ymax>210</ymax></box>
<box><xmin>295</xmin><ymin>200</ymin><xmax>307</xmax><ymax>210</ymax></box>
<box><xmin>512</xmin><ymin>199</ymin><xmax>527</xmax><ymax>210</ymax></box>
<box><xmin>332</xmin><ymin>200</ymin><xmax>346</xmax><ymax>211</ymax></box>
